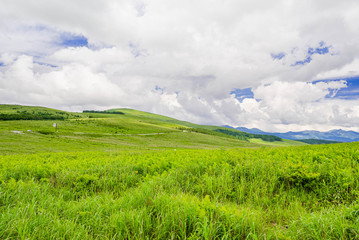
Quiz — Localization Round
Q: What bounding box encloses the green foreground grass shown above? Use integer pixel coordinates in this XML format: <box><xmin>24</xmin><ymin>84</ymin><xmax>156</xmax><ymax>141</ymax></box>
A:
<box><xmin>1</xmin><ymin>144</ymin><xmax>359</xmax><ymax>239</ymax></box>
<box><xmin>1</xmin><ymin>105</ymin><xmax>358</xmax><ymax>239</ymax></box>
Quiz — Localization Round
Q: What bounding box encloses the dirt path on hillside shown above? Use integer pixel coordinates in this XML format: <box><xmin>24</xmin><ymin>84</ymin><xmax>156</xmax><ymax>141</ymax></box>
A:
<box><xmin>73</xmin><ymin>132</ymin><xmax>167</xmax><ymax>136</ymax></box>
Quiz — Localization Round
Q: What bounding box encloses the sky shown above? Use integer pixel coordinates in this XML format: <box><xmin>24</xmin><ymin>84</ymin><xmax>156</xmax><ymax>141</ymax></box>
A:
<box><xmin>1</xmin><ymin>0</ymin><xmax>359</xmax><ymax>132</ymax></box>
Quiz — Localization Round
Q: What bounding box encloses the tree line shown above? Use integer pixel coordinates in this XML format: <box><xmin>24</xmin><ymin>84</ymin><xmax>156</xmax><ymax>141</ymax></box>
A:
<box><xmin>214</xmin><ymin>128</ymin><xmax>282</xmax><ymax>142</ymax></box>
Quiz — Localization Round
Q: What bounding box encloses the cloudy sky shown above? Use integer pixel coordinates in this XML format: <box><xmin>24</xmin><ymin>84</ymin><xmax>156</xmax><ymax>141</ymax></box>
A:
<box><xmin>1</xmin><ymin>0</ymin><xmax>359</xmax><ymax>132</ymax></box>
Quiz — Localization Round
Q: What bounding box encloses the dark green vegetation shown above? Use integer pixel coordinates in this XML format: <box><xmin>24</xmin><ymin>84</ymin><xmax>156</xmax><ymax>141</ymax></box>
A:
<box><xmin>2</xmin><ymin>104</ymin><xmax>358</xmax><ymax>239</ymax></box>
<box><xmin>297</xmin><ymin>139</ymin><xmax>341</xmax><ymax>145</ymax></box>
<box><xmin>214</xmin><ymin>128</ymin><xmax>282</xmax><ymax>142</ymax></box>
<box><xmin>0</xmin><ymin>105</ymin><xmax>81</xmax><ymax>121</ymax></box>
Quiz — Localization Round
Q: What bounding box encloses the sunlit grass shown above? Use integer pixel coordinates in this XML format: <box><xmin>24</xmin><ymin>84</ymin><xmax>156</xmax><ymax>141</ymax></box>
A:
<box><xmin>249</xmin><ymin>138</ymin><xmax>307</xmax><ymax>146</ymax></box>
<box><xmin>1</xmin><ymin>105</ymin><xmax>356</xmax><ymax>239</ymax></box>
<box><xmin>1</xmin><ymin>144</ymin><xmax>359</xmax><ymax>239</ymax></box>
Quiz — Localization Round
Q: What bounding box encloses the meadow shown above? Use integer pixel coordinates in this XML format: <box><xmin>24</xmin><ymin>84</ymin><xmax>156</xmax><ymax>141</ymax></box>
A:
<box><xmin>1</xmin><ymin>105</ymin><xmax>358</xmax><ymax>239</ymax></box>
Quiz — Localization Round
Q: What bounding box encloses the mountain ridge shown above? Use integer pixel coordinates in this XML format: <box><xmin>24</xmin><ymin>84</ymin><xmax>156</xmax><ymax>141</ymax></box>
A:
<box><xmin>224</xmin><ymin>126</ymin><xmax>359</xmax><ymax>142</ymax></box>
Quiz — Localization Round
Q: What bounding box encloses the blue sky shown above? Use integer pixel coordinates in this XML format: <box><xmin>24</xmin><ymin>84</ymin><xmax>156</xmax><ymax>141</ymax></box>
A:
<box><xmin>230</xmin><ymin>88</ymin><xmax>254</xmax><ymax>102</ymax></box>
<box><xmin>60</xmin><ymin>33</ymin><xmax>88</xmax><ymax>48</ymax></box>
<box><xmin>316</xmin><ymin>76</ymin><xmax>359</xmax><ymax>100</ymax></box>
<box><xmin>232</xmin><ymin>76</ymin><xmax>359</xmax><ymax>102</ymax></box>
<box><xmin>292</xmin><ymin>42</ymin><xmax>331</xmax><ymax>66</ymax></box>
<box><xmin>1</xmin><ymin>0</ymin><xmax>359</xmax><ymax>132</ymax></box>
<box><xmin>271</xmin><ymin>41</ymin><xmax>333</xmax><ymax>66</ymax></box>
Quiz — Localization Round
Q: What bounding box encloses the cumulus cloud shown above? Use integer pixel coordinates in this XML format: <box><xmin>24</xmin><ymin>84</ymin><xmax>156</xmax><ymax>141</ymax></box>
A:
<box><xmin>1</xmin><ymin>0</ymin><xmax>359</xmax><ymax>131</ymax></box>
<box><xmin>209</xmin><ymin>80</ymin><xmax>359</xmax><ymax>132</ymax></box>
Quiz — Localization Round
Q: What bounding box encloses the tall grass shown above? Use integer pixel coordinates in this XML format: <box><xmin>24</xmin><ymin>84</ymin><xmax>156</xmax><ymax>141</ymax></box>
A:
<box><xmin>1</xmin><ymin>143</ymin><xmax>359</xmax><ymax>239</ymax></box>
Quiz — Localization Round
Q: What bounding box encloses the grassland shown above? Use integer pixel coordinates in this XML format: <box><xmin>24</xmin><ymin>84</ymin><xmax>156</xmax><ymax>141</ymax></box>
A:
<box><xmin>249</xmin><ymin>138</ymin><xmax>307</xmax><ymax>147</ymax></box>
<box><xmin>1</xmin><ymin>104</ymin><xmax>358</xmax><ymax>239</ymax></box>
<box><xmin>0</xmin><ymin>104</ymin><xmax>296</xmax><ymax>154</ymax></box>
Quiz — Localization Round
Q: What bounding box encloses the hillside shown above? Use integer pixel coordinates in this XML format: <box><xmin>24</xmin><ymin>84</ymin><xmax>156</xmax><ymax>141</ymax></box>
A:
<box><xmin>0</xmin><ymin>104</ymin><xmax>302</xmax><ymax>154</ymax></box>
<box><xmin>96</xmin><ymin>108</ymin><xmax>306</xmax><ymax>146</ymax></box>
<box><xmin>2</xmin><ymin>104</ymin><xmax>359</xmax><ymax>239</ymax></box>
<box><xmin>0</xmin><ymin>104</ymin><xmax>82</xmax><ymax>120</ymax></box>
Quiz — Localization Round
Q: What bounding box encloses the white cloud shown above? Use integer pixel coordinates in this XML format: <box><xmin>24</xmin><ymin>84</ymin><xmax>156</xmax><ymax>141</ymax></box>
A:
<box><xmin>315</xmin><ymin>58</ymin><xmax>359</xmax><ymax>80</ymax></box>
<box><xmin>222</xmin><ymin>80</ymin><xmax>359</xmax><ymax>132</ymax></box>
<box><xmin>1</xmin><ymin>0</ymin><xmax>359</xmax><ymax>131</ymax></box>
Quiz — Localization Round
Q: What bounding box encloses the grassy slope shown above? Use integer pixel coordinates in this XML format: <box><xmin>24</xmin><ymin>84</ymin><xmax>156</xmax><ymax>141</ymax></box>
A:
<box><xmin>201</xmin><ymin>125</ymin><xmax>306</xmax><ymax>146</ymax></box>
<box><xmin>0</xmin><ymin>105</ymin><xmax>265</xmax><ymax>154</ymax></box>
<box><xmin>1</xmin><ymin>105</ymin><xmax>358</xmax><ymax>239</ymax></box>
<box><xmin>112</xmin><ymin>108</ymin><xmax>306</xmax><ymax>146</ymax></box>
<box><xmin>249</xmin><ymin>138</ymin><xmax>307</xmax><ymax>146</ymax></box>
<box><xmin>107</xmin><ymin>108</ymin><xmax>199</xmax><ymax>128</ymax></box>
<box><xmin>0</xmin><ymin>104</ymin><xmax>68</xmax><ymax>114</ymax></box>
<box><xmin>0</xmin><ymin>104</ymin><xmax>81</xmax><ymax>119</ymax></box>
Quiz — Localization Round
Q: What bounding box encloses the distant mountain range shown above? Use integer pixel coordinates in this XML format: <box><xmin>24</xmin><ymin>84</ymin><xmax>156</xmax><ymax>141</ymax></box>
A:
<box><xmin>223</xmin><ymin>126</ymin><xmax>359</xmax><ymax>142</ymax></box>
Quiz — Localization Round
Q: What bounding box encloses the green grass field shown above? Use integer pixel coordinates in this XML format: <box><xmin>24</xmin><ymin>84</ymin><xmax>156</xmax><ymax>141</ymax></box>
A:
<box><xmin>249</xmin><ymin>138</ymin><xmax>307</xmax><ymax>147</ymax></box>
<box><xmin>1</xmin><ymin>104</ymin><xmax>358</xmax><ymax>239</ymax></box>
<box><xmin>0</xmin><ymin>104</ymin><xmax>293</xmax><ymax>154</ymax></box>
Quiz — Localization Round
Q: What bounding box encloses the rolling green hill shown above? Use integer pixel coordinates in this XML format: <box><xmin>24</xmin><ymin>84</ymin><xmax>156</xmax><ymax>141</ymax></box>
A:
<box><xmin>0</xmin><ymin>104</ymin><xmax>304</xmax><ymax>154</ymax></box>
<box><xmin>1</xmin><ymin>104</ymin><xmax>358</xmax><ymax>239</ymax></box>
<box><xmin>0</xmin><ymin>104</ymin><xmax>81</xmax><ymax>120</ymax></box>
